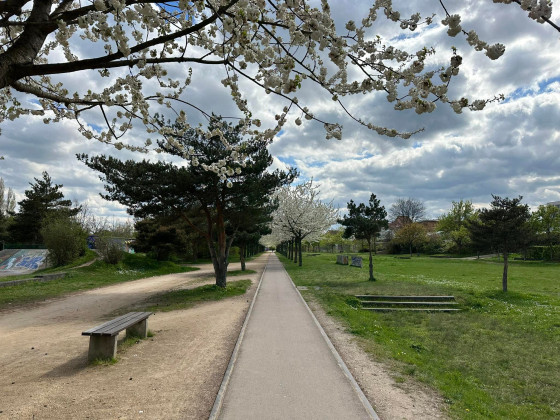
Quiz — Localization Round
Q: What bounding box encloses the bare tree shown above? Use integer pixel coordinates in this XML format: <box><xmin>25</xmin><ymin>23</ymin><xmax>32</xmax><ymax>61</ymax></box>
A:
<box><xmin>389</xmin><ymin>198</ymin><xmax>426</xmax><ymax>223</ymax></box>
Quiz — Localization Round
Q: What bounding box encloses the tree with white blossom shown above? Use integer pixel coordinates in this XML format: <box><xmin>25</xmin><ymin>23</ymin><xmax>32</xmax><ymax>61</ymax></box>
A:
<box><xmin>1</xmin><ymin>0</ymin><xmax>558</xmax><ymax>164</ymax></box>
<box><xmin>270</xmin><ymin>180</ymin><xmax>338</xmax><ymax>266</ymax></box>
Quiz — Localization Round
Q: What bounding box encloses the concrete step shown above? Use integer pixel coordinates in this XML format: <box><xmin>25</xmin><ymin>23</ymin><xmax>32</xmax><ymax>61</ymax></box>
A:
<box><xmin>360</xmin><ymin>301</ymin><xmax>458</xmax><ymax>307</ymax></box>
<box><xmin>363</xmin><ymin>308</ymin><xmax>460</xmax><ymax>312</ymax></box>
<box><xmin>356</xmin><ymin>295</ymin><xmax>455</xmax><ymax>302</ymax></box>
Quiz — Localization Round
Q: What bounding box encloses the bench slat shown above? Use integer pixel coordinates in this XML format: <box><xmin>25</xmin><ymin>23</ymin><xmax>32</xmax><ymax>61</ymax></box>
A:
<box><xmin>82</xmin><ymin>312</ymin><xmax>152</xmax><ymax>337</ymax></box>
<box><xmin>82</xmin><ymin>312</ymin><xmax>140</xmax><ymax>336</ymax></box>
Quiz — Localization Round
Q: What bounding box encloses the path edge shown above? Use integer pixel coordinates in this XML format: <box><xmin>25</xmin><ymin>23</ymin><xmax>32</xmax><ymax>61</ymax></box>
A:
<box><xmin>286</xmin><ymin>264</ymin><xmax>381</xmax><ymax>420</ymax></box>
<box><xmin>208</xmin><ymin>254</ymin><xmax>269</xmax><ymax>420</ymax></box>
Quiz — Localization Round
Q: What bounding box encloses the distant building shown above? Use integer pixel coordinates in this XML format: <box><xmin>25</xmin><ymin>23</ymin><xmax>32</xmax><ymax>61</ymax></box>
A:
<box><xmin>388</xmin><ymin>216</ymin><xmax>412</xmax><ymax>231</ymax></box>
<box><xmin>547</xmin><ymin>201</ymin><xmax>560</xmax><ymax>209</ymax></box>
<box><xmin>419</xmin><ymin>220</ymin><xmax>438</xmax><ymax>232</ymax></box>
<box><xmin>387</xmin><ymin>217</ymin><xmax>438</xmax><ymax>233</ymax></box>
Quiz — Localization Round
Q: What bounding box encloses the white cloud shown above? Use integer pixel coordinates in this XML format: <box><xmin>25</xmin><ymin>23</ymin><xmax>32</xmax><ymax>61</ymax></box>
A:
<box><xmin>1</xmin><ymin>1</ymin><xmax>559</xmax><ymax>223</ymax></box>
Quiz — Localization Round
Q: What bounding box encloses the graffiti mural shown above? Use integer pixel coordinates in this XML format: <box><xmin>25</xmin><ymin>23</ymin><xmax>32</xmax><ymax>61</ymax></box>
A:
<box><xmin>0</xmin><ymin>250</ymin><xmax>48</xmax><ymax>272</ymax></box>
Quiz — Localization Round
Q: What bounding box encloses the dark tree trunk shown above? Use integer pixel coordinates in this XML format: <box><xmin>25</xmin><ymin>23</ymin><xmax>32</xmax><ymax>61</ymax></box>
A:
<box><xmin>208</xmin><ymin>209</ymin><xmax>230</xmax><ymax>288</ymax></box>
<box><xmin>209</xmin><ymin>244</ymin><xmax>228</xmax><ymax>288</ymax></box>
<box><xmin>293</xmin><ymin>238</ymin><xmax>298</xmax><ymax>264</ymax></box>
<box><xmin>288</xmin><ymin>240</ymin><xmax>293</xmax><ymax>260</ymax></box>
<box><xmin>367</xmin><ymin>238</ymin><xmax>374</xmax><ymax>281</ymax></box>
<box><xmin>409</xmin><ymin>243</ymin><xmax>412</xmax><ymax>257</ymax></box>
<box><xmin>240</xmin><ymin>243</ymin><xmax>246</xmax><ymax>271</ymax></box>
<box><xmin>298</xmin><ymin>237</ymin><xmax>303</xmax><ymax>267</ymax></box>
<box><xmin>502</xmin><ymin>251</ymin><xmax>508</xmax><ymax>292</ymax></box>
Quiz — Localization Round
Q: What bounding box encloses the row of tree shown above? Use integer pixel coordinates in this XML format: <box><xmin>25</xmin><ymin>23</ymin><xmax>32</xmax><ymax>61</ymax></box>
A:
<box><xmin>263</xmin><ymin>181</ymin><xmax>338</xmax><ymax>267</ymax></box>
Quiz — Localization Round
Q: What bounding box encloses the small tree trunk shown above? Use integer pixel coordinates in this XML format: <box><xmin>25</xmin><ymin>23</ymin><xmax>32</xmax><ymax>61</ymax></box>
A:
<box><xmin>409</xmin><ymin>243</ymin><xmax>412</xmax><ymax>257</ymax></box>
<box><xmin>368</xmin><ymin>238</ymin><xmax>374</xmax><ymax>281</ymax></box>
<box><xmin>240</xmin><ymin>243</ymin><xmax>246</xmax><ymax>271</ymax></box>
<box><xmin>293</xmin><ymin>239</ymin><xmax>298</xmax><ymax>264</ymax></box>
<box><xmin>289</xmin><ymin>240</ymin><xmax>293</xmax><ymax>260</ymax></box>
<box><xmin>502</xmin><ymin>252</ymin><xmax>508</xmax><ymax>292</ymax></box>
<box><xmin>298</xmin><ymin>238</ymin><xmax>303</xmax><ymax>267</ymax></box>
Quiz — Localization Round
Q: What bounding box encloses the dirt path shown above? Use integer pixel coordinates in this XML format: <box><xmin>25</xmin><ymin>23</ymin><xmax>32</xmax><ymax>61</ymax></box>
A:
<box><xmin>0</xmin><ymin>255</ymin><xmax>269</xmax><ymax>419</ymax></box>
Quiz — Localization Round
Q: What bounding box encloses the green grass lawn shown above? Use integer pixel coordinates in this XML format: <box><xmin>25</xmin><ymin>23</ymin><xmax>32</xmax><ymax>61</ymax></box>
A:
<box><xmin>141</xmin><ymin>279</ymin><xmax>252</xmax><ymax>312</ymax></box>
<box><xmin>280</xmin><ymin>253</ymin><xmax>560</xmax><ymax>420</ymax></box>
<box><xmin>0</xmin><ymin>252</ymin><xmax>198</xmax><ymax>309</ymax></box>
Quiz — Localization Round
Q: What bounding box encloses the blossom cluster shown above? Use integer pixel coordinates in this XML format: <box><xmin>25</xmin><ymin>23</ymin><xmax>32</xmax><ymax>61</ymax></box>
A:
<box><xmin>269</xmin><ymin>180</ymin><xmax>338</xmax><ymax>244</ymax></box>
<box><xmin>0</xmin><ymin>0</ymin><xmax>556</xmax><ymax>169</ymax></box>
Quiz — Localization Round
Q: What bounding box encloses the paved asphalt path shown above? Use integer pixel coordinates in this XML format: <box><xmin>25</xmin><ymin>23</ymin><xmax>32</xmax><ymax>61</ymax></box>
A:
<box><xmin>218</xmin><ymin>253</ymin><xmax>374</xmax><ymax>420</ymax></box>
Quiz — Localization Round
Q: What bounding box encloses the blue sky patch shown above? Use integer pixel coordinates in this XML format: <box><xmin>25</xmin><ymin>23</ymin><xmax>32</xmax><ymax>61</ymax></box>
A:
<box><xmin>505</xmin><ymin>75</ymin><xmax>560</xmax><ymax>102</ymax></box>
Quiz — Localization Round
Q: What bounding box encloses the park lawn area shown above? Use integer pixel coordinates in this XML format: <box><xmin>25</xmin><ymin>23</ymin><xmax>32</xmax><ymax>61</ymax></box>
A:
<box><xmin>280</xmin><ymin>253</ymin><xmax>560</xmax><ymax>420</ymax></box>
<box><xmin>0</xmin><ymin>253</ymin><xmax>198</xmax><ymax>310</ymax></box>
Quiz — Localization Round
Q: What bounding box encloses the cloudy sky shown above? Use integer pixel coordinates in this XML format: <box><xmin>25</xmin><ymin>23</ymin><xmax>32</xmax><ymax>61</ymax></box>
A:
<box><xmin>1</xmin><ymin>0</ymin><xmax>559</xmax><ymax>224</ymax></box>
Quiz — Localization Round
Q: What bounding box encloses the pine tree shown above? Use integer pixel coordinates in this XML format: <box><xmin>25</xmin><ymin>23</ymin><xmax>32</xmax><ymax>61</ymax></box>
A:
<box><xmin>9</xmin><ymin>172</ymin><xmax>79</xmax><ymax>244</ymax></box>
<box><xmin>468</xmin><ymin>195</ymin><xmax>532</xmax><ymax>292</ymax></box>
<box><xmin>338</xmin><ymin>194</ymin><xmax>388</xmax><ymax>281</ymax></box>
<box><xmin>80</xmin><ymin>117</ymin><xmax>295</xmax><ymax>287</ymax></box>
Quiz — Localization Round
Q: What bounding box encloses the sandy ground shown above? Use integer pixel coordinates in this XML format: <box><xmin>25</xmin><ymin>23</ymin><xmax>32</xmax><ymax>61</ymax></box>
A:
<box><xmin>0</xmin><ymin>255</ymin><xmax>268</xmax><ymax>420</ymax></box>
<box><xmin>307</xmin><ymin>298</ymin><xmax>448</xmax><ymax>420</ymax></box>
<box><xmin>0</xmin><ymin>252</ymin><xmax>447</xmax><ymax>420</ymax></box>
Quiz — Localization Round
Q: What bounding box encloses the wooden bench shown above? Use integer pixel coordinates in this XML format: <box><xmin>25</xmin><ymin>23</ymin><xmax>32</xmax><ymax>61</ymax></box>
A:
<box><xmin>82</xmin><ymin>312</ymin><xmax>152</xmax><ymax>361</ymax></box>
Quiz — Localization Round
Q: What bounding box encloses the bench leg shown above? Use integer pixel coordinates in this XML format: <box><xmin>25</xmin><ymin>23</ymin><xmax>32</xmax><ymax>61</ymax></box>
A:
<box><xmin>88</xmin><ymin>335</ymin><xmax>117</xmax><ymax>362</ymax></box>
<box><xmin>126</xmin><ymin>319</ymin><xmax>148</xmax><ymax>339</ymax></box>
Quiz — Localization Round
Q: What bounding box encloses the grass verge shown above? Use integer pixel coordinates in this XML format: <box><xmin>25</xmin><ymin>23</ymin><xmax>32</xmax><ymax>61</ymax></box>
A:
<box><xmin>280</xmin><ymin>253</ymin><xmax>560</xmax><ymax>420</ymax></box>
<box><xmin>142</xmin><ymin>279</ymin><xmax>252</xmax><ymax>312</ymax></box>
<box><xmin>0</xmin><ymin>253</ymin><xmax>198</xmax><ymax>310</ymax></box>
<box><xmin>228</xmin><ymin>269</ymin><xmax>256</xmax><ymax>276</ymax></box>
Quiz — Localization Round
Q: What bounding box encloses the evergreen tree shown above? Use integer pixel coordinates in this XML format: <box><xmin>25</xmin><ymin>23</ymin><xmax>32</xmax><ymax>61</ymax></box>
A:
<box><xmin>338</xmin><ymin>194</ymin><xmax>388</xmax><ymax>281</ymax></box>
<box><xmin>80</xmin><ymin>117</ymin><xmax>295</xmax><ymax>287</ymax></box>
<box><xmin>134</xmin><ymin>217</ymin><xmax>194</xmax><ymax>261</ymax></box>
<box><xmin>9</xmin><ymin>172</ymin><xmax>80</xmax><ymax>244</ymax></box>
<box><xmin>468</xmin><ymin>195</ymin><xmax>532</xmax><ymax>292</ymax></box>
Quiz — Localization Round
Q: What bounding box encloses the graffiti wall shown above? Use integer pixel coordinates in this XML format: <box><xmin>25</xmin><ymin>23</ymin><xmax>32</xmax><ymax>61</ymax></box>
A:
<box><xmin>0</xmin><ymin>250</ymin><xmax>49</xmax><ymax>273</ymax></box>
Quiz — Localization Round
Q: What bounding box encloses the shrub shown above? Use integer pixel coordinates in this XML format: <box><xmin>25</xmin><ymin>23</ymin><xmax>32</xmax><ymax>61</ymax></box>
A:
<box><xmin>95</xmin><ymin>234</ymin><xmax>125</xmax><ymax>264</ymax></box>
<box><xmin>421</xmin><ymin>234</ymin><xmax>445</xmax><ymax>255</ymax></box>
<box><xmin>527</xmin><ymin>245</ymin><xmax>560</xmax><ymax>261</ymax></box>
<box><xmin>229</xmin><ymin>246</ymin><xmax>240</xmax><ymax>258</ymax></box>
<box><xmin>41</xmin><ymin>217</ymin><xmax>88</xmax><ymax>266</ymax></box>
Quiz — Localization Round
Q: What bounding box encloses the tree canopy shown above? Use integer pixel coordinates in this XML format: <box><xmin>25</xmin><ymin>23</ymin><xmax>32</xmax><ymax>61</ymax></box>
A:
<box><xmin>338</xmin><ymin>193</ymin><xmax>388</xmax><ymax>281</ymax></box>
<box><xmin>2</xmin><ymin>1</ymin><xmax>558</xmax><ymax>163</ymax></box>
<box><xmin>270</xmin><ymin>180</ymin><xmax>338</xmax><ymax>266</ymax></box>
<box><xmin>437</xmin><ymin>199</ymin><xmax>477</xmax><ymax>253</ymax></box>
<box><xmin>467</xmin><ymin>195</ymin><xmax>532</xmax><ymax>292</ymax></box>
<box><xmin>9</xmin><ymin>171</ymin><xmax>79</xmax><ymax>243</ymax></box>
<box><xmin>530</xmin><ymin>204</ymin><xmax>560</xmax><ymax>260</ymax></box>
<box><xmin>80</xmin><ymin>117</ymin><xmax>295</xmax><ymax>286</ymax></box>
<box><xmin>394</xmin><ymin>222</ymin><xmax>427</xmax><ymax>257</ymax></box>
